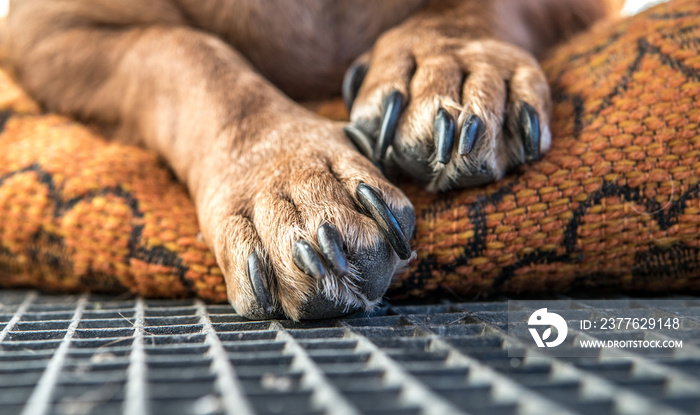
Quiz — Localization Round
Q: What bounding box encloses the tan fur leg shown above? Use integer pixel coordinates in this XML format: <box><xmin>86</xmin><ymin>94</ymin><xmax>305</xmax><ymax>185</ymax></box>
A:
<box><xmin>5</xmin><ymin>0</ymin><xmax>415</xmax><ymax>320</ymax></box>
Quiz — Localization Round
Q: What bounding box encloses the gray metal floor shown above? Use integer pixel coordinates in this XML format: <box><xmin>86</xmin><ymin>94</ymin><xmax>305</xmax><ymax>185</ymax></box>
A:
<box><xmin>0</xmin><ymin>290</ymin><xmax>699</xmax><ymax>415</ymax></box>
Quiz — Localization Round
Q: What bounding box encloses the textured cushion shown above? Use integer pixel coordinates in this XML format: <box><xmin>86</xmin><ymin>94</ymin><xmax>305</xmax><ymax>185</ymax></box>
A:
<box><xmin>1</xmin><ymin>0</ymin><xmax>699</xmax><ymax>302</ymax></box>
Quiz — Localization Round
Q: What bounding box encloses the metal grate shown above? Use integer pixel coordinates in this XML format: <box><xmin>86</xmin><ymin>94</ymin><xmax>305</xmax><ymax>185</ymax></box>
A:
<box><xmin>0</xmin><ymin>290</ymin><xmax>699</xmax><ymax>415</ymax></box>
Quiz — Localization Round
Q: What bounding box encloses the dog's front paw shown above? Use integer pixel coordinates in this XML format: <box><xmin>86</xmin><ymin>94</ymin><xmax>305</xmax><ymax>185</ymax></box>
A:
<box><xmin>344</xmin><ymin>34</ymin><xmax>552</xmax><ymax>191</ymax></box>
<box><xmin>201</xmin><ymin>123</ymin><xmax>414</xmax><ymax>320</ymax></box>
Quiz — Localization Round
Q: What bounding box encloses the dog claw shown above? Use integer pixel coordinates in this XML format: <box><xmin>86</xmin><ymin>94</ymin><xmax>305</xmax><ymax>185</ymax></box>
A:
<box><xmin>317</xmin><ymin>223</ymin><xmax>348</xmax><ymax>277</ymax></box>
<box><xmin>247</xmin><ymin>251</ymin><xmax>275</xmax><ymax>315</ymax></box>
<box><xmin>343</xmin><ymin>125</ymin><xmax>374</xmax><ymax>160</ymax></box>
<box><xmin>374</xmin><ymin>91</ymin><xmax>403</xmax><ymax>162</ymax></box>
<box><xmin>434</xmin><ymin>108</ymin><xmax>455</xmax><ymax>165</ymax></box>
<box><xmin>342</xmin><ymin>61</ymin><xmax>368</xmax><ymax>112</ymax></box>
<box><xmin>458</xmin><ymin>114</ymin><xmax>484</xmax><ymax>157</ymax></box>
<box><xmin>519</xmin><ymin>102</ymin><xmax>540</xmax><ymax>162</ymax></box>
<box><xmin>355</xmin><ymin>183</ymin><xmax>411</xmax><ymax>260</ymax></box>
<box><xmin>293</xmin><ymin>239</ymin><xmax>328</xmax><ymax>280</ymax></box>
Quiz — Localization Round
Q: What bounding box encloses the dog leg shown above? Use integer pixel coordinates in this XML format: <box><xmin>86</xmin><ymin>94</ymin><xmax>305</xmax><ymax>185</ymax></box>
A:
<box><xmin>5</xmin><ymin>0</ymin><xmax>415</xmax><ymax>320</ymax></box>
<box><xmin>345</xmin><ymin>0</ymin><xmax>621</xmax><ymax>191</ymax></box>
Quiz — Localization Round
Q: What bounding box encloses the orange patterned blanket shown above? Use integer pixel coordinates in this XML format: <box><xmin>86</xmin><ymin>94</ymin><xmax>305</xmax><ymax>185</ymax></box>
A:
<box><xmin>1</xmin><ymin>0</ymin><xmax>699</xmax><ymax>302</ymax></box>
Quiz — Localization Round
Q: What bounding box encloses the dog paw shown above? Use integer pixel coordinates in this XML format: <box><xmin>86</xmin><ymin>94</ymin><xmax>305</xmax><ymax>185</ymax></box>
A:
<box><xmin>344</xmin><ymin>34</ymin><xmax>552</xmax><ymax>191</ymax></box>
<box><xmin>202</xmin><ymin>124</ymin><xmax>415</xmax><ymax>320</ymax></box>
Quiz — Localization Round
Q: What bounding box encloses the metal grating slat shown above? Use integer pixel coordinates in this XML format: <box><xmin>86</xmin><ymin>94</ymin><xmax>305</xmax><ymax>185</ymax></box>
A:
<box><xmin>195</xmin><ymin>299</ymin><xmax>254</xmax><ymax>415</ymax></box>
<box><xmin>21</xmin><ymin>294</ymin><xmax>87</xmax><ymax>415</ymax></box>
<box><xmin>0</xmin><ymin>291</ymin><xmax>699</xmax><ymax>415</ymax></box>
<box><xmin>419</xmin><ymin>328</ymin><xmax>574</xmax><ymax>415</ymax></box>
<box><xmin>0</xmin><ymin>291</ymin><xmax>36</xmax><ymax>343</ymax></box>
<box><xmin>344</xmin><ymin>326</ymin><xmax>467</xmax><ymax>415</ymax></box>
<box><xmin>124</xmin><ymin>298</ymin><xmax>147</xmax><ymax>415</ymax></box>
<box><xmin>269</xmin><ymin>321</ymin><xmax>360</xmax><ymax>415</ymax></box>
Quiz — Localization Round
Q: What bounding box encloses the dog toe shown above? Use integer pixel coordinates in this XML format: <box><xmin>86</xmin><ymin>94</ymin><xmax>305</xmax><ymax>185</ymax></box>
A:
<box><xmin>295</xmin><ymin>221</ymin><xmax>403</xmax><ymax>320</ymax></box>
<box><xmin>434</xmin><ymin>108</ymin><xmax>455</xmax><ymax>165</ymax></box>
<box><xmin>519</xmin><ymin>102</ymin><xmax>541</xmax><ymax>162</ymax></box>
<box><xmin>458</xmin><ymin>114</ymin><xmax>484</xmax><ymax>157</ymax></box>
<box><xmin>374</xmin><ymin>90</ymin><xmax>404</xmax><ymax>163</ymax></box>
<box><xmin>343</xmin><ymin>125</ymin><xmax>375</xmax><ymax>161</ymax></box>
<box><xmin>355</xmin><ymin>182</ymin><xmax>411</xmax><ymax>260</ymax></box>
<box><xmin>246</xmin><ymin>251</ymin><xmax>278</xmax><ymax>318</ymax></box>
<box><xmin>292</xmin><ymin>239</ymin><xmax>329</xmax><ymax>281</ymax></box>
<box><xmin>295</xmin><ymin>238</ymin><xmax>397</xmax><ymax>319</ymax></box>
<box><xmin>342</xmin><ymin>60</ymin><xmax>369</xmax><ymax>112</ymax></box>
<box><xmin>317</xmin><ymin>222</ymin><xmax>349</xmax><ymax>278</ymax></box>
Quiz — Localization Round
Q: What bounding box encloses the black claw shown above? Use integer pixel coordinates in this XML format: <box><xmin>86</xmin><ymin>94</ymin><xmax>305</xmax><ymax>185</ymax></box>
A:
<box><xmin>344</xmin><ymin>125</ymin><xmax>385</xmax><ymax>172</ymax></box>
<box><xmin>458</xmin><ymin>114</ymin><xmax>484</xmax><ymax>157</ymax></box>
<box><xmin>317</xmin><ymin>223</ymin><xmax>349</xmax><ymax>277</ymax></box>
<box><xmin>246</xmin><ymin>251</ymin><xmax>275</xmax><ymax>315</ymax></box>
<box><xmin>343</xmin><ymin>125</ymin><xmax>374</xmax><ymax>160</ymax></box>
<box><xmin>355</xmin><ymin>183</ymin><xmax>411</xmax><ymax>260</ymax></box>
<box><xmin>342</xmin><ymin>61</ymin><xmax>368</xmax><ymax>112</ymax></box>
<box><xmin>519</xmin><ymin>102</ymin><xmax>540</xmax><ymax>162</ymax></box>
<box><xmin>374</xmin><ymin>91</ymin><xmax>404</xmax><ymax>162</ymax></box>
<box><xmin>292</xmin><ymin>240</ymin><xmax>328</xmax><ymax>280</ymax></box>
<box><xmin>434</xmin><ymin>109</ymin><xmax>455</xmax><ymax>165</ymax></box>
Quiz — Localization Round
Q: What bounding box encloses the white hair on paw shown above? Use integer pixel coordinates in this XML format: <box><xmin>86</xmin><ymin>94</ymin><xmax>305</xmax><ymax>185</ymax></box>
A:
<box><xmin>317</xmin><ymin>250</ymin><xmax>416</xmax><ymax>313</ymax></box>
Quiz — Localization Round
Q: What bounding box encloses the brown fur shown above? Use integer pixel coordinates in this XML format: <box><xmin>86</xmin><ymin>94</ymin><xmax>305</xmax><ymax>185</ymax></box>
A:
<box><xmin>2</xmin><ymin>0</ymin><xmax>621</xmax><ymax>319</ymax></box>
